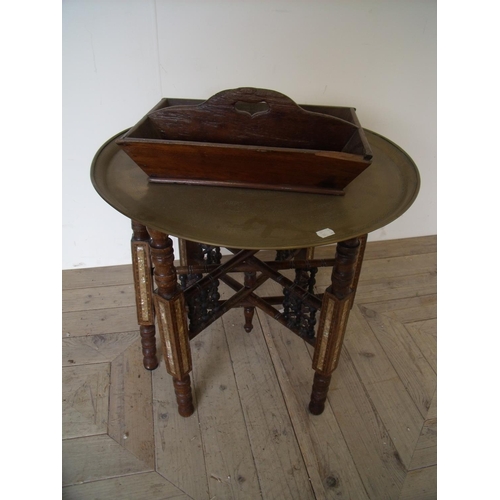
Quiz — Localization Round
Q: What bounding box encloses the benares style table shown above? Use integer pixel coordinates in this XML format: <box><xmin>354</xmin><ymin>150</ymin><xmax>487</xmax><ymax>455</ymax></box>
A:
<box><xmin>91</xmin><ymin>122</ymin><xmax>419</xmax><ymax>418</ymax></box>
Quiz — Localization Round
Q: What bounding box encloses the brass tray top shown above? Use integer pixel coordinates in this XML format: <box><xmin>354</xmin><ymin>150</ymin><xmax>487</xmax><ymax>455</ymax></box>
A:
<box><xmin>91</xmin><ymin>129</ymin><xmax>420</xmax><ymax>250</ymax></box>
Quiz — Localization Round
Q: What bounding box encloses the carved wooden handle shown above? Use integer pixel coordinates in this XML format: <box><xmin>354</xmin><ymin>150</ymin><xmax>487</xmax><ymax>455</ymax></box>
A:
<box><xmin>148</xmin><ymin>87</ymin><xmax>358</xmax><ymax>151</ymax></box>
<box><xmin>200</xmin><ymin>87</ymin><xmax>301</xmax><ymax>113</ymax></box>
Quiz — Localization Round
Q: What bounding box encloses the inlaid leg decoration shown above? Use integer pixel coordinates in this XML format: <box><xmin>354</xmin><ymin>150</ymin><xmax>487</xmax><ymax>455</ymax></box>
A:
<box><xmin>309</xmin><ymin>237</ymin><xmax>360</xmax><ymax>415</ymax></box>
<box><xmin>148</xmin><ymin>229</ymin><xmax>194</xmax><ymax>417</ymax></box>
<box><xmin>243</xmin><ymin>271</ymin><xmax>257</xmax><ymax>332</ymax></box>
<box><xmin>350</xmin><ymin>233</ymin><xmax>368</xmax><ymax>309</ymax></box>
<box><xmin>131</xmin><ymin>220</ymin><xmax>158</xmax><ymax>370</ymax></box>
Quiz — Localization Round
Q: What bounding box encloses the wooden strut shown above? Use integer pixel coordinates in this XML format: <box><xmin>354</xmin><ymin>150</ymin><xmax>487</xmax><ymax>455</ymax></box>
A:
<box><xmin>176</xmin><ymin>257</ymin><xmax>336</xmax><ymax>276</ymax></box>
<box><xmin>182</xmin><ymin>249</ymin><xmax>259</xmax><ymax>301</ymax></box>
<box><xmin>187</xmin><ymin>272</ymin><xmax>270</xmax><ymax>338</ymax></box>
<box><xmin>220</xmin><ymin>274</ymin><xmax>316</xmax><ymax>346</ymax></box>
<box><xmin>226</xmin><ymin>249</ymin><xmax>323</xmax><ymax>311</ymax></box>
<box><xmin>183</xmin><ymin>248</ymin><xmax>323</xmax><ymax>343</ymax></box>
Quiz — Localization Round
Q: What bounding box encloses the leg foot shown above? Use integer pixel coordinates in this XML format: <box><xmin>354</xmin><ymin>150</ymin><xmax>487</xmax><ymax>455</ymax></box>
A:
<box><xmin>308</xmin><ymin>372</ymin><xmax>332</xmax><ymax>415</ymax></box>
<box><xmin>244</xmin><ymin>306</ymin><xmax>255</xmax><ymax>332</ymax></box>
<box><xmin>140</xmin><ymin>324</ymin><xmax>158</xmax><ymax>370</ymax></box>
<box><xmin>243</xmin><ymin>271</ymin><xmax>256</xmax><ymax>332</ymax></box>
<box><xmin>173</xmin><ymin>375</ymin><xmax>195</xmax><ymax>417</ymax></box>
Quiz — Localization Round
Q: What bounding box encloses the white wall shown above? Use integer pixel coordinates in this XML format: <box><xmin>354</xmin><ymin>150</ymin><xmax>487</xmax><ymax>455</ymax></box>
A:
<box><xmin>62</xmin><ymin>0</ymin><xmax>436</xmax><ymax>269</ymax></box>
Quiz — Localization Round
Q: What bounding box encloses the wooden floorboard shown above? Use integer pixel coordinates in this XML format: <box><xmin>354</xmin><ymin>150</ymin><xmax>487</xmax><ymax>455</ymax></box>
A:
<box><xmin>152</xmin><ymin>358</ymin><xmax>208</xmax><ymax>500</ymax></box>
<box><xmin>258</xmin><ymin>304</ymin><xmax>369</xmax><ymax>499</ymax></box>
<box><xmin>190</xmin><ymin>319</ymin><xmax>262</xmax><ymax>500</ymax></box>
<box><xmin>62</xmin><ymin>472</ymin><xmax>189</xmax><ymax>500</ymax></box>
<box><xmin>222</xmin><ymin>308</ymin><xmax>315</xmax><ymax>500</ymax></box>
<box><xmin>62</xmin><ymin>235</ymin><xmax>437</xmax><ymax>499</ymax></box>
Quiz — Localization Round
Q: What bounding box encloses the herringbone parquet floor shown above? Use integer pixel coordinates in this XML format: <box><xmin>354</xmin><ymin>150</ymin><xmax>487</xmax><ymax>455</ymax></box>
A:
<box><xmin>62</xmin><ymin>235</ymin><xmax>437</xmax><ymax>499</ymax></box>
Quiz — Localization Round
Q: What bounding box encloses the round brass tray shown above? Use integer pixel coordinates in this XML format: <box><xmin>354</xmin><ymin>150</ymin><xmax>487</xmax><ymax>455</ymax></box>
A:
<box><xmin>91</xmin><ymin>129</ymin><xmax>420</xmax><ymax>249</ymax></box>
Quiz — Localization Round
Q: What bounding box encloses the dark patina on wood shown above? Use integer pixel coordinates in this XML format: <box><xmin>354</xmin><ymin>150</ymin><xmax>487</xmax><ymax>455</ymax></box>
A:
<box><xmin>116</xmin><ymin>87</ymin><xmax>372</xmax><ymax>195</ymax></box>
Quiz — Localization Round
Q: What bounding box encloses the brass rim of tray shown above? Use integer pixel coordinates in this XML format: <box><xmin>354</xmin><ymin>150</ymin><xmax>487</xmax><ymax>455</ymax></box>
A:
<box><xmin>91</xmin><ymin>129</ymin><xmax>420</xmax><ymax>250</ymax></box>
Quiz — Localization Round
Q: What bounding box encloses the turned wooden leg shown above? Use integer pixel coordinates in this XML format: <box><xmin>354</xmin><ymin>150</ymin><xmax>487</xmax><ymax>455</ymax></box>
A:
<box><xmin>173</xmin><ymin>375</ymin><xmax>194</xmax><ymax>417</ymax></box>
<box><xmin>309</xmin><ymin>373</ymin><xmax>332</xmax><ymax>415</ymax></box>
<box><xmin>309</xmin><ymin>237</ymin><xmax>361</xmax><ymax>415</ymax></box>
<box><xmin>131</xmin><ymin>220</ymin><xmax>158</xmax><ymax>370</ymax></box>
<box><xmin>350</xmin><ymin>233</ymin><xmax>368</xmax><ymax>309</ymax></box>
<box><xmin>243</xmin><ymin>271</ymin><xmax>257</xmax><ymax>332</ymax></box>
<box><xmin>148</xmin><ymin>228</ymin><xmax>195</xmax><ymax>417</ymax></box>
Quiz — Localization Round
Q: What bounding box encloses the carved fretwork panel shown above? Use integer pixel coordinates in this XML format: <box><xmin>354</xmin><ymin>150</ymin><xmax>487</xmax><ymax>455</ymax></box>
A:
<box><xmin>200</xmin><ymin>244</ymin><xmax>222</xmax><ymax>265</ymax></box>
<box><xmin>185</xmin><ymin>277</ymin><xmax>221</xmax><ymax>333</ymax></box>
<box><xmin>179</xmin><ymin>272</ymin><xmax>202</xmax><ymax>291</ymax></box>
<box><xmin>180</xmin><ymin>244</ymin><xmax>222</xmax><ymax>291</ymax></box>
<box><xmin>282</xmin><ymin>267</ymin><xmax>319</xmax><ymax>340</ymax></box>
<box><xmin>179</xmin><ymin>244</ymin><xmax>223</xmax><ymax>333</ymax></box>
<box><xmin>275</xmin><ymin>249</ymin><xmax>296</xmax><ymax>262</ymax></box>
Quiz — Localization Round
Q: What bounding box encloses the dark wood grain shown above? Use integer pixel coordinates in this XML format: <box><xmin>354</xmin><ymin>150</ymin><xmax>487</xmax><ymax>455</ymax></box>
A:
<box><xmin>138</xmin><ymin>325</ymin><xmax>157</xmax><ymax>371</ymax></box>
<box><xmin>116</xmin><ymin>88</ymin><xmax>373</xmax><ymax>195</ymax></box>
<box><xmin>309</xmin><ymin>372</ymin><xmax>332</xmax><ymax>415</ymax></box>
<box><xmin>243</xmin><ymin>271</ymin><xmax>257</xmax><ymax>332</ymax></box>
<box><xmin>329</xmin><ymin>238</ymin><xmax>361</xmax><ymax>300</ymax></box>
<box><xmin>147</xmin><ymin>229</ymin><xmax>179</xmax><ymax>299</ymax></box>
<box><xmin>148</xmin><ymin>87</ymin><xmax>358</xmax><ymax>150</ymax></box>
<box><xmin>173</xmin><ymin>375</ymin><xmax>195</xmax><ymax>418</ymax></box>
